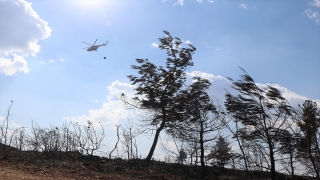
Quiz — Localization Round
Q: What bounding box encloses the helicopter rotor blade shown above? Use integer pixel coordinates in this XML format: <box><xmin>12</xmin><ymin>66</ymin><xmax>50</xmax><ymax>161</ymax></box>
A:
<box><xmin>93</xmin><ymin>39</ymin><xmax>98</xmax><ymax>46</ymax></box>
<box><xmin>81</xmin><ymin>41</ymin><xmax>91</xmax><ymax>46</ymax></box>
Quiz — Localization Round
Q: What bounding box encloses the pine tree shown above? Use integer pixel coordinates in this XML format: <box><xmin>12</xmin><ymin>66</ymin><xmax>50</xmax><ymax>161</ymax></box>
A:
<box><xmin>207</xmin><ymin>136</ymin><xmax>232</xmax><ymax>168</ymax></box>
<box><xmin>125</xmin><ymin>30</ymin><xmax>196</xmax><ymax>162</ymax></box>
<box><xmin>296</xmin><ymin>100</ymin><xmax>320</xmax><ymax>178</ymax></box>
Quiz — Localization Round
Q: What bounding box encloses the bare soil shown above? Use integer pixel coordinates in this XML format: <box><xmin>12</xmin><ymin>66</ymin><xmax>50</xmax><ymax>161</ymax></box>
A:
<box><xmin>0</xmin><ymin>145</ymin><xmax>314</xmax><ymax>180</ymax></box>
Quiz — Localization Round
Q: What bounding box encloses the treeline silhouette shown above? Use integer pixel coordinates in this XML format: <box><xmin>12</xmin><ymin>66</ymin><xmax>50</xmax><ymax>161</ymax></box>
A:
<box><xmin>1</xmin><ymin>31</ymin><xmax>319</xmax><ymax>180</ymax></box>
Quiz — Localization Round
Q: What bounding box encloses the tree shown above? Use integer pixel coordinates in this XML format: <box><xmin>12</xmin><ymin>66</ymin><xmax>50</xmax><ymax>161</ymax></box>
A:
<box><xmin>176</xmin><ymin>148</ymin><xmax>187</xmax><ymax>164</ymax></box>
<box><xmin>206</xmin><ymin>136</ymin><xmax>232</xmax><ymax>168</ymax></box>
<box><xmin>125</xmin><ymin>30</ymin><xmax>196</xmax><ymax>162</ymax></box>
<box><xmin>73</xmin><ymin>120</ymin><xmax>105</xmax><ymax>156</ymax></box>
<box><xmin>222</xmin><ymin>100</ymin><xmax>251</xmax><ymax>176</ymax></box>
<box><xmin>109</xmin><ymin>125</ymin><xmax>120</xmax><ymax>159</ymax></box>
<box><xmin>296</xmin><ymin>100</ymin><xmax>320</xmax><ymax>178</ymax></box>
<box><xmin>167</xmin><ymin>77</ymin><xmax>222</xmax><ymax>178</ymax></box>
<box><xmin>225</xmin><ymin>67</ymin><xmax>294</xmax><ymax>180</ymax></box>
<box><xmin>276</xmin><ymin>128</ymin><xmax>300</xmax><ymax>179</ymax></box>
<box><xmin>0</xmin><ymin>101</ymin><xmax>25</xmax><ymax>159</ymax></box>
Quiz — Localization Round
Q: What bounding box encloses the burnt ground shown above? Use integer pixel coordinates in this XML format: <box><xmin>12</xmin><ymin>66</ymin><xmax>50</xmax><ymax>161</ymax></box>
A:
<box><xmin>0</xmin><ymin>144</ymin><xmax>315</xmax><ymax>180</ymax></box>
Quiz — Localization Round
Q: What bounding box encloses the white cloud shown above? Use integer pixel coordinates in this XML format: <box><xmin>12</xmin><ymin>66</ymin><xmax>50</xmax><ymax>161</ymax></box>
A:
<box><xmin>257</xmin><ymin>83</ymin><xmax>320</xmax><ymax>107</ymax></box>
<box><xmin>40</xmin><ymin>60</ymin><xmax>46</xmax><ymax>64</ymax></box>
<box><xmin>184</xmin><ymin>40</ymin><xmax>192</xmax><ymax>44</ymax></box>
<box><xmin>0</xmin><ymin>0</ymin><xmax>51</xmax><ymax>76</ymax></box>
<box><xmin>150</xmin><ymin>42</ymin><xmax>159</xmax><ymax>48</ymax></box>
<box><xmin>66</xmin><ymin>96</ymin><xmax>130</xmax><ymax>128</ymax></box>
<box><xmin>66</xmin><ymin>81</ymin><xmax>137</xmax><ymax>128</ymax></box>
<box><xmin>49</xmin><ymin>59</ymin><xmax>54</xmax><ymax>63</ymax></box>
<box><xmin>197</xmin><ymin>0</ymin><xmax>214</xmax><ymax>3</ymax></box>
<box><xmin>187</xmin><ymin>71</ymin><xmax>229</xmax><ymax>84</ymax></box>
<box><xmin>0</xmin><ymin>54</ymin><xmax>30</xmax><ymax>76</ymax></box>
<box><xmin>94</xmin><ymin>100</ymin><xmax>98</xmax><ymax>103</ymax></box>
<box><xmin>304</xmin><ymin>9</ymin><xmax>320</xmax><ymax>24</ymax></box>
<box><xmin>215</xmin><ymin>47</ymin><xmax>222</xmax><ymax>51</ymax></box>
<box><xmin>310</xmin><ymin>0</ymin><xmax>320</xmax><ymax>7</ymax></box>
<box><xmin>0</xmin><ymin>0</ymin><xmax>52</xmax><ymax>56</ymax></box>
<box><xmin>187</xmin><ymin>71</ymin><xmax>319</xmax><ymax>108</ymax></box>
<box><xmin>60</xmin><ymin>58</ymin><xmax>64</xmax><ymax>62</ymax></box>
<box><xmin>239</xmin><ymin>4</ymin><xmax>247</xmax><ymax>9</ymax></box>
<box><xmin>107</xmin><ymin>80</ymin><xmax>138</xmax><ymax>103</ymax></box>
<box><xmin>174</xmin><ymin>0</ymin><xmax>184</xmax><ymax>6</ymax></box>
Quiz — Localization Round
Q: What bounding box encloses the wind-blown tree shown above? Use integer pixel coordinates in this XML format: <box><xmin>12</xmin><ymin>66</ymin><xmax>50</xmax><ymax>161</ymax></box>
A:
<box><xmin>167</xmin><ymin>77</ymin><xmax>222</xmax><ymax>178</ymax></box>
<box><xmin>222</xmin><ymin>97</ymin><xmax>251</xmax><ymax>176</ymax></box>
<box><xmin>296</xmin><ymin>100</ymin><xmax>320</xmax><ymax>178</ymax></box>
<box><xmin>276</xmin><ymin>128</ymin><xmax>300</xmax><ymax>179</ymax></box>
<box><xmin>225</xmin><ymin>67</ymin><xmax>294</xmax><ymax>180</ymax></box>
<box><xmin>125</xmin><ymin>30</ymin><xmax>196</xmax><ymax>162</ymax></box>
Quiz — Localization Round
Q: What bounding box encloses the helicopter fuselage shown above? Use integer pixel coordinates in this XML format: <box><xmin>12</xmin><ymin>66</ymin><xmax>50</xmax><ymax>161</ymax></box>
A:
<box><xmin>87</xmin><ymin>46</ymin><xmax>99</xmax><ymax>52</ymax></box>
<box><xmin>82</xmin><ymin>39</ymin><xmax>108</xmax><ymax>52</ymax></box>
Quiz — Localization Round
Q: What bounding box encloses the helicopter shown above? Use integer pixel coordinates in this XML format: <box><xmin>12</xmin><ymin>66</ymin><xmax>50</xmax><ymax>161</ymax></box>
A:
<box><xmin>82</xmin><ymin>39</ymin><xmax>108</xmax><ymax>52</ymax></box>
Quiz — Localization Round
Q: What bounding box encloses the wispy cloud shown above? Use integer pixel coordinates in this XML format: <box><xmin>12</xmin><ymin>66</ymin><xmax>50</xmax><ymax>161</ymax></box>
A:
<box><xmin>304</xmin><ymin>9</ymin><xmax>320</xmax><ymax>24</ymax></box>
<box><xmin>187</xmin><ymin>71</ymin><xmax>229</xmax><ymax>82</ymax></box>
<box><xmin>60</xmin><ymin>58</ymin><xmax>64</xmax><ymax>61</ymax></box>
<box><xmin>310</xmin><ymin>0</ymin><xmax>320</xmax><ymax>7</ymax></box>
<box><xmin>49</xmin><ymin>59</ymin><xmax>54</xmax><ymax>63</ymax></box>
<box><xmin>150</xmin><ymin>42</ymin><xmax>159</xmax><ymax>48</ymax></box>
<box><xmin>215</xmin><ymin>47</ymin><xmax>222</xmax><ymax>51</ymax></box>
<box><xmin>174</xmin><ymin>0</ymin><xmax>184</xmax><ymax>6</ymax></box>
<box><xmin>0</xmin><ymin>54</ymin><xmax>30</xmax><ymax>76</ymax></box>
<box><xmin>194</xmin><ymin>0</ymin><xmax>215</xmax><ymax>3</ymax></box>
<box><xmin>184</xmin><ymin>40</ymin><xmax>192</xmax><ymax>44</ymax></box>
<box><xmin>239</xmin><ymin>4</ymin><xmax>247</xmax><ymax>9</ymax></box>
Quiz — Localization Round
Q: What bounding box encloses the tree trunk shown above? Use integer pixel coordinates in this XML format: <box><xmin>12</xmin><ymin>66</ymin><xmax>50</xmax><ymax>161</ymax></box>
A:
<box><xmin>236</xmin><ymin>136</ymin><xmax>249</xmax><ymax>177</ymax></box>
<box><xmin>289</xmin><ymin>150</ymin><xmax>294</xmax><ymax>179</ymax></box>
<box><xmin>200</xmin><ymin>121</ymin><xmax>206</xmax><ymax>178</ymax></box>
<box><xmin>308</xmin><ymin>145</ymin><xmax>320</xmax><ymax>179</ymax></box>
<box><xmin>268</xmin><ymin>140</ymin><xmax>276</xmax><ymax>180</ymax></box>
<box><xmin>145</xmin><ymin>113</ymin><xmax>166</xmax><ymax>162</ymax></box>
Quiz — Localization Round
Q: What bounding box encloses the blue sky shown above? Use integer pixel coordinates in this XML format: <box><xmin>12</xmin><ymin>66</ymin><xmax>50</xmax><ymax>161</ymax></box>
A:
<box><xmin>0</xmin><ymin>0</ymin><xmax>320</xmax><ymax>159</ymax></box>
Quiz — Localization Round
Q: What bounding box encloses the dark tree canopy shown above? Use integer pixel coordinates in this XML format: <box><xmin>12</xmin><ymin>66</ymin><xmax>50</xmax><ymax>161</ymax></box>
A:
<box><xmin>167</xmin><ymin>77</ymin><xmax>222</xmax><ymax>178</ymax></box>
<box><xmin>224</xmin><ymin>67</ymin><xmax>295</xmax><ymax>180</ymax></box>
<box><xmin>126</xmin><ymin>30</ymin><xmax>196</xmax><ymax>161</ymax></box>
<box><xmin>296</xmin><ymin>100</ymin><xmax>320</xmax><ymax>178</ymax></box>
